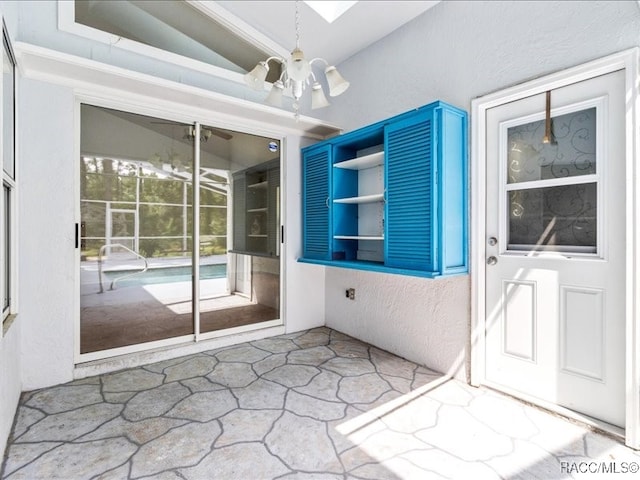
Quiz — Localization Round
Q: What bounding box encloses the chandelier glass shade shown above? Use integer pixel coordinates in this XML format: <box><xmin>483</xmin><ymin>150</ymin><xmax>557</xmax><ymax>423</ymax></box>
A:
<box><xmin>243</xmin><ymin>2</ymin><xmax>349</xmax><ymax>113</ymax></box>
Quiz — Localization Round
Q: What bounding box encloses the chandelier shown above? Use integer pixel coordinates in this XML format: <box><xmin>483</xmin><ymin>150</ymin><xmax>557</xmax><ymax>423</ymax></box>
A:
<box><xmin>243</xmin><ymin>0</ymin><xmax>350</xmax><ymax>115</ymax></box>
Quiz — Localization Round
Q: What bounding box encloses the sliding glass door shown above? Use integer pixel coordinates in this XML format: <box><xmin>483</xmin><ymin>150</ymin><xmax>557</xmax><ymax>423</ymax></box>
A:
<box><xmin>79</xmin><ymin>105</ymin><xmax>281</xmax><ymax>357</ymax></box>
<box><xmin>199</xmin><ymin>127</ymin><xmax>281</xmax><ymax>335</ymax></box>
<box><xmin>80</xmin><ymin>106</ymin><xmax>194</xmax><ymax>353</ymax></box>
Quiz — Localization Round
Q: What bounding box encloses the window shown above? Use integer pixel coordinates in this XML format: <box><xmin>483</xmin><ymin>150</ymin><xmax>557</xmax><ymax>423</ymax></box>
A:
<box><xmin>505</xmin><ymin>107</ymin><xmax>599</xmax><ymax>253</ymax></box>
<box><xmin>2</xmin><ymin>22</ymin><xmax>16</xmax><ymax>328</ymax></box>
<box><xmin>59</xmin><ymin>1</ymin><xmax>283</xmax><ymax>83</ymax></box>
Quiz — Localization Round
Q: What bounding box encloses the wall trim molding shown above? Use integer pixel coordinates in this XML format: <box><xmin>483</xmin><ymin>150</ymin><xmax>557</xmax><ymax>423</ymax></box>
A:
<box><xmin>14</xmin><ymin>42</ymin><xmax>340</xmax><ymax>141</ymax></box>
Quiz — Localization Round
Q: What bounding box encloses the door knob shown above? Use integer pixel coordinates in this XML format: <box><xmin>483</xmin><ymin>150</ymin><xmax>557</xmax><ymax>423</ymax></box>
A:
<box><xmin>487</xmin><ymin>256</ymin><xmax>498</xmax><ymax>265</ymax></box>
<box><xmin>488</xmin><ymin>237</ymin><xmax>498</xmax><ymax>246</ymax></box>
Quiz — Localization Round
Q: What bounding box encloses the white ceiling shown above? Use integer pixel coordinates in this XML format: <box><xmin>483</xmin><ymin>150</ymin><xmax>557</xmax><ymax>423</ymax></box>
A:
<box><xmin>214</xmin><ymin>1</ymin><xmax>440</xmax><ymax>66</ymax></box>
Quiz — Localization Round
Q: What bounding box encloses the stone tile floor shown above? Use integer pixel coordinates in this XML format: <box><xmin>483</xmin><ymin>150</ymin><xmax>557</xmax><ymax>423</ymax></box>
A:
<box><xmin>2</xmin><ymin>327</ymin><xmax>639</xmax><ymax>479</ymax></box>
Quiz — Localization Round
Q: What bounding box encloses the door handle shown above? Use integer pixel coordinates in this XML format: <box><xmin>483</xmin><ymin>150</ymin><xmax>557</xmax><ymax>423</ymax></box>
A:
<box><xmin>487</xmin><ymin>256</ymin><xmax>498</xmax><ymax>265</ymax></box>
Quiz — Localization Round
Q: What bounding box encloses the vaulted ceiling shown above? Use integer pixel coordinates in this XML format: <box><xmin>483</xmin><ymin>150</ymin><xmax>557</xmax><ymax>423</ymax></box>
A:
<box><xmin>75</xmin><ymin>1</ymin><xmax>440</xmax><ymax>74</ymax></box>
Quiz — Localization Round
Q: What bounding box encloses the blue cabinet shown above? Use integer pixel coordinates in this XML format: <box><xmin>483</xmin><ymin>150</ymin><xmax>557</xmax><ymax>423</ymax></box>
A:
<box><xmin>300</xmin><ymin>101</ymin><xmax>468</xmax><ymax>278</ymax></box>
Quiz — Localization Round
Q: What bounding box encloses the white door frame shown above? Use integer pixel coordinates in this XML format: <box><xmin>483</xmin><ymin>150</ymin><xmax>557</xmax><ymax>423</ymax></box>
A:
<box><xmin>470</xmin><ymin>48</ymin><xmax>640</xmax><ymax>449</ymax></box>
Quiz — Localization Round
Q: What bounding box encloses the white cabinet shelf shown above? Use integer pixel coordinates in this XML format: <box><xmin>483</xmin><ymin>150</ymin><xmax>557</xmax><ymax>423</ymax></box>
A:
<box><xmin>334</xmin><ymin>151</ymin><xmax>384</xmax><ymax>170</ymax></box>
<box><xmin>333</xmin><ymin>193</ymin><xmax>384</xmax><ymax>204</ymax></box>
<box><xmin>232</xmin><ymin>158</ymin><xmax>280</xmax><ymax>257</ymax></box>
<box><xmin>334</xmin><ymin>235</ymin><xmax>384</xmax><ymax>241</ymax></box>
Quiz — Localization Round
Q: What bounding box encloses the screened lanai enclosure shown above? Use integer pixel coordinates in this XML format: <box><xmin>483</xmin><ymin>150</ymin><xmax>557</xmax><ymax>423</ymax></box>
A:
<box><xmin>79</xmin><ymin>105</ymin><xmax>281</xmax><ymax>357</ymax></box>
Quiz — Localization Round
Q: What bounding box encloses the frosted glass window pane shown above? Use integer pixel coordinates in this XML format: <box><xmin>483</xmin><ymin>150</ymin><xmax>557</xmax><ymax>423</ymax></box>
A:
<box><xmin>508</xmin><ymin>183</ymin><xmax>596</xmax><ymax>250</ymax></box>
<box><xmin>508</xmin><ymin>108</ymin><xmax>596</xmax><ymax>184</ymax></box>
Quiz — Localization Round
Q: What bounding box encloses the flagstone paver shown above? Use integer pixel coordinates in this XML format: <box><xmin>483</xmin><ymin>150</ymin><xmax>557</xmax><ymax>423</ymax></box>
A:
<box><xmin>3</xmin><ymin>327</ymin><xmax>640</xmax><ymax>480</ymax></box>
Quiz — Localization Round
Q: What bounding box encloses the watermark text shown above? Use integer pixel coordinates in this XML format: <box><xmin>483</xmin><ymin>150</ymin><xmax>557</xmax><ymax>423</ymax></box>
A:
<box><xmin>560</xmin><ymin>461</ymin><xmax>640</xmax><ymax>475</ymax></box>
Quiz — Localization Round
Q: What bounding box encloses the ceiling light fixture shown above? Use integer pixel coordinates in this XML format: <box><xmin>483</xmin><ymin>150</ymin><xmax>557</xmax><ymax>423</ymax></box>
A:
<box><xmin>243</xmin><ymin>0</ymin><xmax>350</xmax><ymax>116</ymax></box>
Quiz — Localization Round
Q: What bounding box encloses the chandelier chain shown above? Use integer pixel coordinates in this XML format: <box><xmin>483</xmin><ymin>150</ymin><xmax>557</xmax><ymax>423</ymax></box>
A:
<box><xmin>295</xmin><ymin>0</ymin><xmax>300</xmax><ymax>49</ymax></box>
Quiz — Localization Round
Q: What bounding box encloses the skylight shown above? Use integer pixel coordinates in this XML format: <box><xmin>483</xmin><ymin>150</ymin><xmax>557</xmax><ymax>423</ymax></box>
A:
<box><xmin>304</xmin><ymin>1</ymin><xmax>358</xmax><ymax>23</ymax></box>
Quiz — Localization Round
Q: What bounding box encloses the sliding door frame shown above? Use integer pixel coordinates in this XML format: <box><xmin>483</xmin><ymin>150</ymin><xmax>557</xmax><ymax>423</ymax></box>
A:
<box><xmin>74</xmin><ymin>96</ymin><xmax>286</xmax><ymax>364</ymax></box>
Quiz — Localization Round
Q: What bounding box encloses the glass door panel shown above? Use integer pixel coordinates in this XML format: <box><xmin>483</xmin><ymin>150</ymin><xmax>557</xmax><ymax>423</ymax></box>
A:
<box><xmin>199</xmin><ymin>127</ymin><xmax>281</xmax><ymax>334</ymax></box>
<box><xmin>80</xmin><ymin>105</ymin><xmax>194</xmax><ymax>353</ymax></box>
<box><xmin>508</xmin><ymin>183</ymin><xmax>597</xmax><ymax>251</ymax></box>
<box><xmin>505</xmin><ymin>107</ymin><xmax>599</xmax><ymax>253</ymax></box>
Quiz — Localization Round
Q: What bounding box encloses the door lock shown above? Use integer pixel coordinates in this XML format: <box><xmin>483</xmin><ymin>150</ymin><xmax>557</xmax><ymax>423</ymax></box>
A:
<box><xmin>487</xmin><ymin>256</ymin><xmax>498</xmax><ymax>265</ymax></box>
<box><xmin>488</xmin><ymin>237</ymin><xmax>498</xmax><ymax>246</ymax></box>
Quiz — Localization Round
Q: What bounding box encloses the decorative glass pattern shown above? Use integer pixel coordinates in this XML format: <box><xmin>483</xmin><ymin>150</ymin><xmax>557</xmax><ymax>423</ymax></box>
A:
<box><xmin>507</xmin><ymin>108</ymin><xmax>596</xmax><ymax>184</ymax></box>
<box><xmin>506</xmin><ymin>106</ymin><xmax>599</xmax><ymax>253</ymax></box>
<box><xmin>509</xmin><ymin>183</ymin><xmax>596</xmax><ymax>250</ymax></box>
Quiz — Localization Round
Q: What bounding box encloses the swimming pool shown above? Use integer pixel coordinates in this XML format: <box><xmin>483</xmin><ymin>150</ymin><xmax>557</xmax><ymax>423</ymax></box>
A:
<box><xmin>103</xmin><ymin>264</ymin><xmax>227</xmax><ymax>287</ymax></box>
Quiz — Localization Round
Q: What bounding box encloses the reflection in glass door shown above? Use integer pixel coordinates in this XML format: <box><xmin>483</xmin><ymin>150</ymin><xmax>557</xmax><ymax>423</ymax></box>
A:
<box><xmin>199</xmin><ymin>126</ymin><xmax>281</xmax><ymax>335</ymax></box>
<box><xmin>80</xmin><ymin>105</ymin><xmax>194</xmax><ymax>354</ymax></box>
<box><xmin>108</xmin><ymin>208</ymin><xmax>137</xmax><ymax>252</ymax></box>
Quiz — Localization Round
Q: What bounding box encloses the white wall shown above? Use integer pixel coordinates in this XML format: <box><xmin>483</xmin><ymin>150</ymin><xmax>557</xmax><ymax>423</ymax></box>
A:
<box><xmin>321</xmin><ymin>1</ymin><xmax>640</xmax><ymax>130</ymax></box>
<box><xmin>326</xmin><ymin>271</ymin><xmax>469</xmax><ymax>378</ymax></box>
<box><xmin>315</xmin><ymin>1</ymin><xmax>640</xmax><ymax>379</ymax></box>
<box><xmin>0</xmin><ymin>321</ymin><xmax>22</xmax><ymax>460</ymax></box>
<box><xmin>0</xmin><ymin>1</ymin><xmax>21</xmax><ymax>457</ymax></box>
<box><xmin>19</xmin><ymin>78</ymin><xmax>77</xmax><ymax>390</ymax></box>
<box><xmin>283</xmin><ymin>135</ymin><xmax>325</xmax><ymax>333</ymax></box>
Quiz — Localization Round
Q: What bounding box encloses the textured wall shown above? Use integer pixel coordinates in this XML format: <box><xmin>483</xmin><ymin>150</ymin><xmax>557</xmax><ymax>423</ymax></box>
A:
<box><xmin>325</xmin><ymin>271</ymin><xmax>470</xmax><ymax>379</ymax></box>
<box><xmin>18</xmin><ymin>79</ymin><xmax>77</xmax><ymax>390</ymax></box>
<box><xmin>0</xmin><ymin>322</ymin><xmax>21</xmax><ymax>459</ymax></box>
<box><xmin>0</xmin><ymin>1</ymin><xmax>22</xmax><ymax>457</ymax></box>
<box><xmin>320</xmin><ymin>1</ymin><xmax>640</xmax><ymax>130</ymax></box>
<box><xmin>319</xmin><ymin>1</ymin><xmax>640</xmax><ymax>379</ymax></box>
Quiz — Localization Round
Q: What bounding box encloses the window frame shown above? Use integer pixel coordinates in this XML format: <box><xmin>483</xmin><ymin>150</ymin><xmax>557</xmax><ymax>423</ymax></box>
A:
<box><xmin>2</xmin><ymin>19</ymin><xmax>17</xmax><ymax>332</ymax></box>
<box><xmin>56</xmin><ymin>0</ymin><xmax>288</xmax><ymax>86</ymax></box>
<box><xmin>498</xmin><ymin>97</ymin><xmax>605</xmax><ymax>257</ymax></box>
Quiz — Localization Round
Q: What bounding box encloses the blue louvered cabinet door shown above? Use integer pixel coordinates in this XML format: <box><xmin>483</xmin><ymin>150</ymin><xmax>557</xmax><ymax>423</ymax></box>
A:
<box><xmin>384</xmin><ymin>112</ymin><xmax>438</xmax><ymax>271</ymax></box>
<box><xmin>302</xmin><ymin>145</ymin><xmax>332</xmax><ymax>260</ymax></box>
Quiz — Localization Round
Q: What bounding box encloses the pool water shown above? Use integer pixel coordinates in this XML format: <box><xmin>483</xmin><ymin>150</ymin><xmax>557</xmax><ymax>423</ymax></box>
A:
<box><xmin>103</xmin><ymin>264</ymin><xmax>227</xmax><ymax>287</ymax></box>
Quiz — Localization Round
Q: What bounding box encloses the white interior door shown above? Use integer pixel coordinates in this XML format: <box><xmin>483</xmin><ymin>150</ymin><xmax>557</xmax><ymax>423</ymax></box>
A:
<box><xmin>484</xmin><ymin>70</ymin><xmax>625</xmax><ymax>427</ymax></box>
